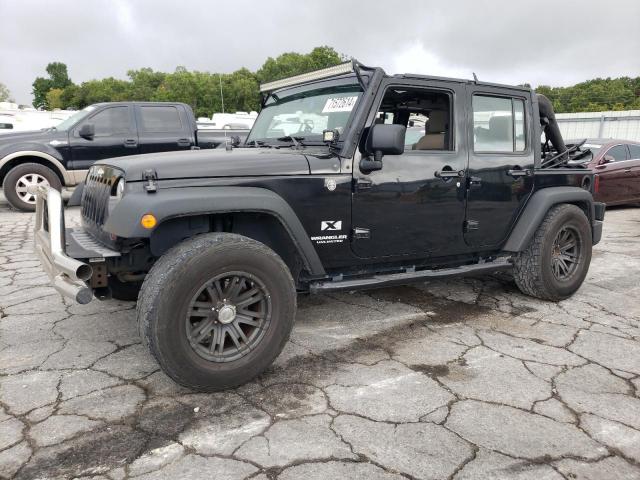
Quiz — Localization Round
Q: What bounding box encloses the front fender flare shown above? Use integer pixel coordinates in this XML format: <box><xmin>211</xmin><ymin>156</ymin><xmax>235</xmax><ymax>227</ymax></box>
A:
<box><xmin>105</xmin><ymin>186</ymin><xmax>326</xmax><ymax>276</ymax></box>
<box><xmin>502</xmin><ymin>186</ymin><xmax>595</xmax><ymax>252</ymax></box>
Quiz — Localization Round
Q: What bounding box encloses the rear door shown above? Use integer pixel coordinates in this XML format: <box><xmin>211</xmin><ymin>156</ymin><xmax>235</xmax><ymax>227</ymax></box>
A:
<box><xmin>595</xmin><ymin>144</ymin><xmax>630</xmax><ymax>204</ymax></box>
<box><xmin>464</xmin><ymin>87</ymin><xmax>535</xmax><ymax>248</ymax></box>
<box><xmin>69</xmin><ymin>105</ymin><xmax>138</xmax><ymax>169</ymax></box>
<box><xmin>135</xmin><ymin>104</ymin><xmax>195</xmax><ymax>154</ymax></box>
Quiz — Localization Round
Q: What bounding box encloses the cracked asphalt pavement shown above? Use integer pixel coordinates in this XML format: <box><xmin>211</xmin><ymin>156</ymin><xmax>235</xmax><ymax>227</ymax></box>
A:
<box><xmin>1</xmin><ymin>194</ymin><xmax>640</xmax><ymax>479</ymax></box>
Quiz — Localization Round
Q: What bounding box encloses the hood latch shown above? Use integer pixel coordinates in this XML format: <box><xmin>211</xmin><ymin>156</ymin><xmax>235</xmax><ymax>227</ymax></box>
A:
<box><xmin>142</xmin><ymin>169</ymin><xmax>158</xmax><ymax>193</ymax></box>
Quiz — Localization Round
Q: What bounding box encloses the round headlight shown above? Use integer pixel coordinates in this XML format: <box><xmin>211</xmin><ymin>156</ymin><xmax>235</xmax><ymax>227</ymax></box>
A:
<box><xmin>115</xmin><ymin>178</ymin><xmax>125</xmax><ymax>200</ymax></box>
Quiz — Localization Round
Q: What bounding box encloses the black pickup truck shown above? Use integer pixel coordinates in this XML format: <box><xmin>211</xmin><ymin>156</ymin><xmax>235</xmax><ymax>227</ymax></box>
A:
<box><xmin>34</xmin><ymin>61</ymin><xmax>605</xmax><ymax>391</ymax></box>
<box><xmin>0</xmin><ymin>102</ymin><xmax>248</xmax><ymax>211</ymax></box>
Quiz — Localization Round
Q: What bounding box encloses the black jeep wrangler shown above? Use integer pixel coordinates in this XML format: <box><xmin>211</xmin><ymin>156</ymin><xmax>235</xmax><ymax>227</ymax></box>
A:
<box><xmin>34</xmin><ymin>61</ymin><xmax>605</xmax><ymax>391</ymax></box>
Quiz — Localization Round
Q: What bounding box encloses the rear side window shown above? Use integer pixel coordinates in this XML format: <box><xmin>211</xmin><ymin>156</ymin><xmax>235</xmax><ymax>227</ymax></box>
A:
<box><xmin>606</xmin><ymin>145</ymin><xmax>628</xmax><ymax>162</ymax></box>
<box><xmin>139</xmin><ymin>106</ymin><xmax>182</xmax><ymax>132</ymax></box>
<box><xmin>88</xmin><ymin>106</ymin><xmax>131</xmax><ymax>136</ymax></box>
<box><xmin>473</xmin><ymin>95</ymin><xmax>526</xmax><ymax>153</ymax></box>
<box><xmin>628</xmin><ymin>144</ymin><xmax>640</xmax><ymax>159</ymax></box>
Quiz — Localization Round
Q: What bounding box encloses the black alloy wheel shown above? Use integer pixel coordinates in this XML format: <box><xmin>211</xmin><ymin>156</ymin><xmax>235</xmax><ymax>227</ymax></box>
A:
<box><xmin>185</xmin><ymin>272</ymin><xmax>272</xmax><ymax>362</ymax></box>
<box><xmin>550</xmin><ymin>226</ymin><xmax>581</xmax><ymax>281</ymax></box>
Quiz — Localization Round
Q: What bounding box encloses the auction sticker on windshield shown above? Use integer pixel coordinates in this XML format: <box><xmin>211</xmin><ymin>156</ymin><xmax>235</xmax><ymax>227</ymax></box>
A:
<box><xmin>322</xmin><ymin>96</ymin><xmax>358</xmax><ymax>113</ymax></box>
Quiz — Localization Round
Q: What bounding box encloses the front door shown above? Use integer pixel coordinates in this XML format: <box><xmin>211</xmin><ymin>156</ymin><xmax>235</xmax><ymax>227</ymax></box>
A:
<box><xmin>351</xmin><ymin>81</ymin><xmax>468</xmax><ymax>259</ymax></box>
<box><xmin>595</xmin><ymin>144</ymin><xmax>631</xmax><ymax>204</ymax></box>
<box><xmin>69</xmin><ymin>105</ymin><xmax>138</xmax><ymax>170</ymax></box>
<box><xmin>464</xmin><ymin>88</ymin><xmax>535</xmax><ymax>248</ymax></box>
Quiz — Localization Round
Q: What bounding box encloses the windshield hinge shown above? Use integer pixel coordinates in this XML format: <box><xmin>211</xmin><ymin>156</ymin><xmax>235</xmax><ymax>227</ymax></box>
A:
<box><xmin>142</xmin><ymin>169</ymin><xmax>158</xmax><ymax>193</ymax></box>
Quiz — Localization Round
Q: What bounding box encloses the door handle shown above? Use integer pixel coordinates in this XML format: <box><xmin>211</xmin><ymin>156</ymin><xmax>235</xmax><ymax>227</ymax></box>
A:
<box><xmin>177</xmin><ymin>138</ymin><xmax>191</xmax><ymax>147</ymax></box>
<box><xmin>435</xmin><ymin>168</ymin><xmax>465</xmax><ymax>179</ymax></box>
<box><xmin>508</xmin><ymin>168</ymin><xmax>531</xmax><ymax>177</ymax></box>
<box><xmin>624</xmin><ymin>168</ymin><xmax>632</xmax><ymax>173</ymax></box>
<box><xmin>124</xmin><ymin>138</ymin><xmax>138</xmax><ymax>148</ymax></box>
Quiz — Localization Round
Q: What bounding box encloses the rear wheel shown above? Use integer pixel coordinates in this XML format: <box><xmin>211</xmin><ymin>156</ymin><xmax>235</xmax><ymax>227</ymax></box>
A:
<box><xmin>513</xmin><ymin>204</ymin><xmax>592</xmax><ymax>301</ymax></box>
<box><xmin>3</xmin><ymin>163</ymin><xmax>62</xmax><ymax>212</ymax></box>
<box><xmin>137</xmin><ymin>233</ymin><xmax>296</xmax><ymax>391</ymax></box>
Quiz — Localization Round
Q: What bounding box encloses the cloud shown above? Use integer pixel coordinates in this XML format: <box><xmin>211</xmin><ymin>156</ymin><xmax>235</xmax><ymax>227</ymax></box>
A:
<box><xmin>1</xmin><ymin>0</ymin><xmax>638</xmax><ymax>105</ymax></box>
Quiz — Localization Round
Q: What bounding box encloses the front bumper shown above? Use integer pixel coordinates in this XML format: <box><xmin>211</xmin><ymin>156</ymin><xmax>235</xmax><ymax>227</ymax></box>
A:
<box><xmin>34</xmin><ymin>186</ymin><xmax>119</xmax><ymax>304</ymax></box>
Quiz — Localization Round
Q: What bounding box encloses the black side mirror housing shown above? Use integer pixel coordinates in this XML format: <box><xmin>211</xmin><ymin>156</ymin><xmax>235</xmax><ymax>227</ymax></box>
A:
<box><xmin>79</xmin><ymin>123</ymin><xmax>95</xmax><ymax>139</ymax></box>
<box><xmin>360</xmin><ymin>124</ymin><xmax>406</xmax><ymax>173</ymax></box>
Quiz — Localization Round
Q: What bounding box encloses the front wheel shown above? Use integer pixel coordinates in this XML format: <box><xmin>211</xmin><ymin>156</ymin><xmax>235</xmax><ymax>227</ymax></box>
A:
<box><xmin>137</xmin><ymin>233</ymin><xmax>296</xmax><ymax>391</ymax></box>
<box><xmin>2</xmin><ymin>163</ymin><xmax>62</xmax><ymax>211</ymax></box>
<box><xmin>513</xmin><ymin>204</ymin><xmax>592</xmax><ymax>301</ymax></box>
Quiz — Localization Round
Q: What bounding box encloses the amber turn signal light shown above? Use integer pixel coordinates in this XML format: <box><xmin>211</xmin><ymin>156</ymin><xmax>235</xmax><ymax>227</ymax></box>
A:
<box><xmin>140</xmin><ymin>214</ymin><xmax>157</xmax><ymax>229</ymax></box>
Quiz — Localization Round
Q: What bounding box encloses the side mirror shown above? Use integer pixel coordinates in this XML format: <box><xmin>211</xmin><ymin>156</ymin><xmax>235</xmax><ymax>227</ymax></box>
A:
<box><xmin>360</xmin><ymin>124</ymin><xmax>406</xmax><ymax>173</ymax></box>
<box><xmin>599</xmin><ymin>154</ymin><xmax>614</xmax><ymax>165</ymax></box>
<box><xmin>78</xmin><ymin>123</ymin><xmax>95</xmax><ymax>139</ymax></box>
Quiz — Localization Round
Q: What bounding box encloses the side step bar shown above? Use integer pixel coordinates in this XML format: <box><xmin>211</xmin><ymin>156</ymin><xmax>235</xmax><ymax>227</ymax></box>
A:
<box><xmin>309</xmin><ymin>258</ymin><xmax>512</xmax><ymax>293</ymax></box>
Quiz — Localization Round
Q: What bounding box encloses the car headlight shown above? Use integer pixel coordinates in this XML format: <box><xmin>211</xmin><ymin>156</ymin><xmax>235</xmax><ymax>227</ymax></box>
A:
<box><xmin>115</xmin><ymin>178</ymin><xmax>125</xmax><ymax>200</ymax></box>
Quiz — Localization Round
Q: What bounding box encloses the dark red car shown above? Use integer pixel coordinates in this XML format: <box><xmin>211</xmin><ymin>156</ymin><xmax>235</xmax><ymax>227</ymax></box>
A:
<box><xmin>570</xmin><ymin>138</ymin><xmax>640</xmax><ymax>206</ymax></box>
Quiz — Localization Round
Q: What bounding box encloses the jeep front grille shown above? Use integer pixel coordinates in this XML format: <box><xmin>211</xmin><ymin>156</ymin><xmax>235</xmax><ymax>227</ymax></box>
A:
<box><xmin>81</xmin><ymin>166</ymin><xmax>120</xmax><ymax>229</ymax></box>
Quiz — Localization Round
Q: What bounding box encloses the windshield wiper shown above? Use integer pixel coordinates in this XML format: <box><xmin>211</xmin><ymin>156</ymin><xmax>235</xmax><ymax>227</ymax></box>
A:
<box><xmin>276</xmin><ymin>135</ymin><xmax>305</xmax><ymax>149</ymax></box>
<box><xmin>245</xmin><ymin>139</ymin><xmax>269</xmax><ymax>148</ymax></box>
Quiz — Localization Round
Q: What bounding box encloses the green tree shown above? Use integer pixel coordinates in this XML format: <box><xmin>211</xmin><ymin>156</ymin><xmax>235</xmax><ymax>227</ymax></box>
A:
<box><xmin>60</xmin><ymin>84</ymin><xmax>81</xmax><ymax>109</ymax></box>
<box><xmin>257</xmin><ymin>46</ymin><xmax>345</xmax><ymax>83</ymax></box>
<box><xmin>46</xmin><ymin>62</ymin><xmax>72</xmax><ymax>90</ymax></box>
<box><xmin>0</xmin><ymin>82</ymin><xmax>14</xmax><ymax>102</ymax></box>
<box><xmin>535</xmin><ymin>76</ymin><xmax>640</xmax><ymax>113</ymax></box>
<box><xmin>32</xmin><ymin>62</ymin><xmax>73</xmax><ymax>108</ymax></box>
<box><xmin>45</xmin><ymin>88</ymin><xmax>64</xmax><ymax>109</ymax></box>
<box><xmin>127</xmin><ymin>68</ymin><xmax>166</xmax><ymax>101</ymax></box>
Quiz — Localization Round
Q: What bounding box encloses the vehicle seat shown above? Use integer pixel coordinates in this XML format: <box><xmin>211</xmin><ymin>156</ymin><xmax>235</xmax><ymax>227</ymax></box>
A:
<box><xmin>412</xmin><ymin>110</ymin><xmax>447</xmax><ymax>150</ymax></box>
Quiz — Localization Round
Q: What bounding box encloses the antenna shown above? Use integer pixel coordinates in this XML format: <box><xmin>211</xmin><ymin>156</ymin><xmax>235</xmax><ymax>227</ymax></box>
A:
<box><xmin>218</xmin><ymin>74</ymin><xmax>225</xmax><ymax>114</ymax></box>
<box><xmin>219</xmin><ymin>74</ymin><xmax>230</xmax><ymax>149</ymax></box>
<box><xmin>472</xmin><ymin>72</ymin><xmax>478</xmax><ymax>82</ymax></box>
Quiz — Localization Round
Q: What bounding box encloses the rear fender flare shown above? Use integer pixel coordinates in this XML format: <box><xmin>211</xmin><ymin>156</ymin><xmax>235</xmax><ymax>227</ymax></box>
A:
<box><xmin>503</xmin><ymin>186</ymin><xmax>595</xmax><ymax>252</ymax></box>
<box><xmin>104</xmin><ymin>186</ymin><xmax>325</xmax><ymax>276</ymax></box>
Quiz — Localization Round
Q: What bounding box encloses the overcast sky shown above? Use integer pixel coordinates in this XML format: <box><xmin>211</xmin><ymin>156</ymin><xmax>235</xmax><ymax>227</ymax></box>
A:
<box><xmin>1</xmin><ymin>0</ymin><xmax>639</xmax><ymax>105</ymax></box>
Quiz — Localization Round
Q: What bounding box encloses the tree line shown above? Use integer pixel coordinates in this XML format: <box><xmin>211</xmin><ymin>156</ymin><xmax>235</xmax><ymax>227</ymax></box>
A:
<box><xmin>15</xmin><ymin>47</ymin><xmax>640</xmax><ymax>116</ymax></box>
<box><xmin>30</xmin><ymin>47</ymin><xmax>345</xmax><ymax>117</ymax></box>
<box><xmin>535</xmin><ymin>77</ymin><xmax>640</xmax><ymax>113</ymax></box>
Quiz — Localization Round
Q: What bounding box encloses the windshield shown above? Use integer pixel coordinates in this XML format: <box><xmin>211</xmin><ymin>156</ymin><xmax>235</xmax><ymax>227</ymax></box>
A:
<box><xmin>247</xmin><ymin>84</ymin><xmax>362</xmax><ymax>145</ymax></box>
<box><xmin>54</xmin><ymin>105</ymin><xmax>96</xmax><ymax>131</ymax></box>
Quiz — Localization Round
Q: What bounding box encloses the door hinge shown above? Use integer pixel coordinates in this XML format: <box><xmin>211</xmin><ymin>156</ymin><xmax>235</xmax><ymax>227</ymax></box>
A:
<box><xmin>464</xmin><ymin>220</ymin><xmax>480</xmax><ymax>232</ymax></box>
<box><xmin>352</xmin><ymin>227</ymin><xmax>370</xmax><ymax>240</ymax></box>
<box><xmin>142</xmin><ymin>169</ymin><xmax>158</xmax><ymax>193</ymax></box>
<box><xmin>354</xmin><ymin>178</ymin><xmax>372</xmax><ymax>191</ymax></box>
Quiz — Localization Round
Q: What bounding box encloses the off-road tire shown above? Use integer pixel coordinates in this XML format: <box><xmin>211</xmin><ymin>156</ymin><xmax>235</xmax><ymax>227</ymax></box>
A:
<box><xmin>513</xmin><ymin>204</ymin><xmax>592</xmax><ymax>301</ymax></box>
<box><xmin>2</xmin><ymin>163</ymin><xmax>62</xmax><ymax>212</ymax></box>
<box><xmin>109</xmin><ymin>277</ymin><xmax>142</xmax><ymax>302</ymax></box>
<box><xmin>137</xmin><ymin>233</ymin><xmax>296</xmax><ymax>391</ymax></box>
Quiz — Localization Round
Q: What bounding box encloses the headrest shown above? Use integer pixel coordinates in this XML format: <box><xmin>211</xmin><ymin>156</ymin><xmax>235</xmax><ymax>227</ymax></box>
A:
<box><xmin>489</xmin><ymin>116</ymin><xmax>512</xmax><ymax>139</ymax></box>
<box><xmin>427</xmin><ymin>110</ymin><xmax>447</xmax><ymax>132</ymax></box>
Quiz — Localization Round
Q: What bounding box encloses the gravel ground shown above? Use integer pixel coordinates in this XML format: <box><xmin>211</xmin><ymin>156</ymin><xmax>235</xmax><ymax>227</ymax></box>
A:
<box><xmin>1</xmin><ymin>192</ymin><xmax>640</xmax><ymax>480</ymax></box>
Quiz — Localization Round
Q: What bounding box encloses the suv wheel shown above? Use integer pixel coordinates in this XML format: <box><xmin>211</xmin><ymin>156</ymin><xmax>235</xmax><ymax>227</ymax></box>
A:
<box><xmin>3</xmin><ymin>163</ymin><xmax>62</xmax><ymax>212</ymax></box>
<box><xmin>513</xmin><ymin>204</ymin><xmax>592</xmax><ymax>301</ymax></box>
<box><xmin>137</xmin><ymin>233</ymin><xmax>296</xmax><ymax>391</ymax></box>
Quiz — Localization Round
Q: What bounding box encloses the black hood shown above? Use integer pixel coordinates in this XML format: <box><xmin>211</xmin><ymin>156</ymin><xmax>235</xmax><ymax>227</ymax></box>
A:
<box><xmin>0</xmin><ymin>129</ymin><xmax>60</xmax><ymax>145</ymax></box>
<box><xmin>96</xmin><ymin>147</ymin><xmax>311</xmax><ymax>181</ymax></box>
<box><xmin>0</xmin><ymin>129</ymin><xmax>69</xmax><ymax>159</ymax></box>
